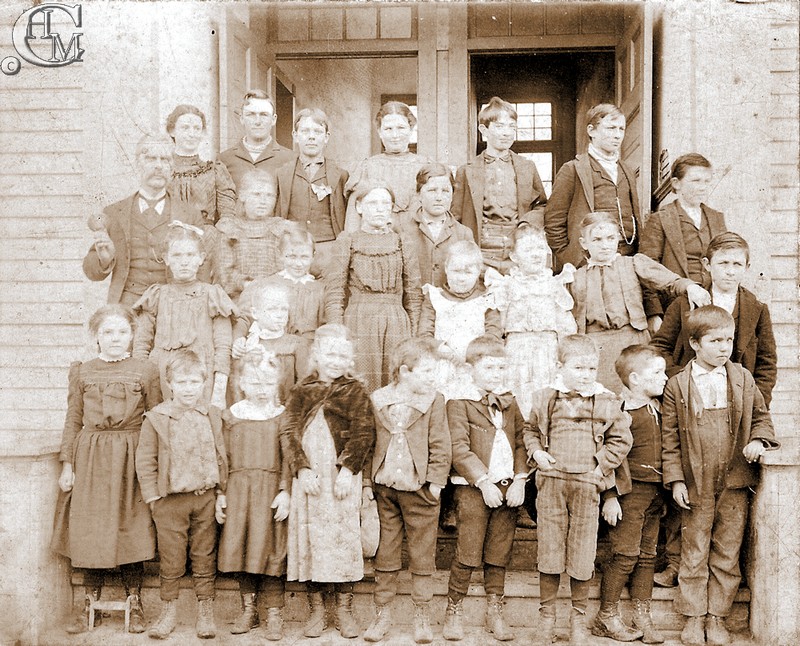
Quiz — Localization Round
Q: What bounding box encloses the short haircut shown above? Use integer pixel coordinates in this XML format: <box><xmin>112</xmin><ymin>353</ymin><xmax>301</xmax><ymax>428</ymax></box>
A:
<box><xmin>163</xmin><ymin>222</ymin><xmax>203</xmax><ymax>255</ymax></box>
<box><xmin>685</xmin><ymin>305</ymin><xmax>735</xmax><ymax>342</ymax></box>
<box><xmin>416</xmin><ymin>163</ymin><xmax>455</xmax><ymax>193</ymax></box>
<box><xmin>88</xmin><ymin>304</ymin><xmax>136</xmax><ymax>337</ymax></box>
<box><xmin>237</xmin><ymin>353</ymin><xmax>280</xmax><ymax>386</ymax></box>
<box><xmin>279</xmin><ymin>224</ymin><xmax>316</xmax><ymax>253</ymax></box>
<box><xmin>615</xmin><ymin>344</ymin><xmax>663</xmax><ymax>388</ymax></box>
<box><xmin>166</xmin><ymin>104</ymin><xmax>207</xmax><ymax>134</ymax></box>
<box><xmin>704</xmin><ymin>231</ymin><xmax>750</xmax><ymax>264</ymax></box>
<box><xmin>241</xmin><ymin>89</ymin><xmax>275</xmax><ymax>113</ymax></box>
<box><xmin>238</xmin><ymin>169</ymin><xmax>277</xmax><ymax>195</ymax></box>
<box><xmin>293</xmin><ymin>107</ymin><xmax>330</xmax><ymax>132</ymax></box>
<box><xmin>511</xmin><ymin>221</ymin><xmax>548</xmax><ymax>249</ymax></box>
<box><xmin>587</xmin><ymin>103</ymin><xmax>624</xmax><ymax>128</ymax></box>
<box><xmin>579</xmin><ymin>211</ymin><xmax>618</xmax><ymax>236</ymax></box>
<box><xmin>444</xmin><ymin>240</ymin><xmax>483</xmax><ymax>270</ymax></box>
<box><xmin>353</xmin><ymin>180</ymin><xmax>396</xmax><ymax>206</ymax></box>
<box><xmin>135</xmin><ymin>133</ymin><xmax>173</xmax><ymax>159</ymax></box>
<box><xmin>557</xmin><ymin>334</ymin><xmax>599</xmax><ymax>364</ymax></box>
<box><xmin>311</xmin><ymin>324</ymin><xmax>356</xmax><ymax>378</ymax></box>
<box><xmin>671</xmin><ymin>153</ymin><xmax>712</xmax><ymax>180</ymax></box>
<box><xmin>465</xmin><ymin>335</ymin><xmax>506</xmax><ymax>366</ymax></box>
<box><xmin>389</xmin><ymin>337</ymin><xmax>439</xmax><ymax>383</ymax></box>
<box><xmin>375</xmin><ymin>101</ymin><xmax>416</xmax><ymax>130</ymax></box>
<box><xmin>253</xmin><ymin>282</ymin><xmax>291</xmax><ymax>309</ymax></box>
<box><xmin>479</xmin><ymin>96</ymin><xmax>517</xmax><ymax>127</ymax></box>
<box><xmin>165</xmin><ymin>348</ymin><xmax>207</xmax><ymax>382</ymax></box>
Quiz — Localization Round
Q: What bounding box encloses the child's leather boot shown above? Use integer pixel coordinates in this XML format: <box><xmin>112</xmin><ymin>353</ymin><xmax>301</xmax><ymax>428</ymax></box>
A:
<box><xmin>148</xmin><ymin>599</ymin><xmax>177</xmax><ymax>639</ymax></box>
<box><xmin>413</xmin><ymin>602</ymin><xmax>433</xmax><ymax>644</ymax></box>
<box><xmin>539</xmin><ymin>606</ymin><xmax>557</xmax><ymax>643</ymax></box>
<box><xmin>570</xmin><ymin>607</ymin><xmax>592</xmax><ymax>644</ymax></box>
<box><xmin>485</xmin><ymin>594</ymin><xmax>515</xmax><ymax>641</ymax></box>
<box><xmin>591</xmin><ymin>601</ymin><xmax>642</xmax><ymax>641</ymax></box>
<box><xmin>363</xmin><ymin>604</ymin><xmax>392</xmax><ymax>642</ymax></box>
<box><xmin>264</xmin><ymin>607</ymin><xmax>283</xmax><ymax>641</ymax></box>
<box><xmin>304</xmin><ymin>592</ymin><xmax>326</xmax><ymax>637</ymax></box>
<box><xmin>632</xmin><ymin>598</ymin><xmax>665</xmax><ymax>643</ymax></box>
<box><xmin>442</xmin><ymin>597</ymin><xmax>464</xmax><ymax>641</ymax></box>
<box><xmin>334</xmin><ymin>592</ymin><xmax>359</xmax><ymax>638</ymax></box>
<box><xmin>196</xmin><ymin>598</ymin><xmax>217</xmax><ymax>639</ymax></box>
<box><xmin>705</xmin><ymin>614</ymin><xmax>730</xmax><ymax>645</ymax></box>
<box><xmin>65</xmin><ymin>587</ymin><xmax>102</xmax><ymax>634</ymax></box>
<box><xmin>230</xmin><ymin>592</ymin><xmax>258</xmax><ymax>634</ymax></box>
<box><xmin>681</xmin><ymin>615</ymin><xmax>706</xmax><ymax>645</ymax></box>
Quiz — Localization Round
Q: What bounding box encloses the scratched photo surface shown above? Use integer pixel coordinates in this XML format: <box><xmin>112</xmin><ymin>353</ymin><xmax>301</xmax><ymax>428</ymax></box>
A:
<box><xmin>0</xmin><ymin>1</ymin><xmax>798</xmax><ymax>644</ymax></box>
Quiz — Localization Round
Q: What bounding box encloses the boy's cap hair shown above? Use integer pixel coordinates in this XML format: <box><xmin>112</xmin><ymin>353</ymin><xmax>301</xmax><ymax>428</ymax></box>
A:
<box><xmin>685</xmin><ymin>305</ymin><xmax>735</xmax><ymax>342</ymax></box>
<box><xmin>445</xmin><ymin>240</ymin><xmax>483</xmax><ymax>270</ymax></box>
<box><xmin>579</xmin><ymin>211</ymin><xmax>618</xmax><ymax>236</ymax></box>
<box><xmin>587</xmin><ymin>103</ymin><xmax>624</xmax><ymax>128</ymax></box>
<box><xmin>375</xmin><ymin>101</ymin><xmax>417</xmax><ymax>130</ymax></box>
<box><xmin>465</xmin><ymin>335</ymin><xmax>506</xmax><ymax>366</ymax></box>
<box><xmin>279</xmin><ymin>223</ymin><xmax>316</xmax><ymax>253</ymax></box>
<box><xmin>293</xmin><ymin>107</ymin><xmax>330</xmax><ymax>132</ymax></box>
<box><xmin>88</xmin><ymin>304</ymin><xmax>137</xmax><ymax>337</ymax></box>
<box><xmin>615</xmin><ymin>344</ymin><xmax>663</xmax><ymax>388</ymax></box>
<box><xmin>479</xmin><ymin>96</ymin><xmax>517</xmax><ymax>127</ymax></box>
<box><xmin>165</xmin><ymin>348</ymin><xmax>207</xmax><ymax>382</ymax></box>
<box><xmin>704</xmin><ymin>231</ymin><xmax>750</xmax><ymax>264</ymax></box>
<box><xmin>671</xmin><ymin>152</ymin><xmax>712</xmax><ymax>180</ymax></box>
<box><xmin>389</xmin><ymin>336</ymin><xmax>440</xmax><ymax>383</ymax></box>
<box><xmin>416</xmin><ymin>162</ymin><xmax>455</xmax><ymax>193</ymax></box>
<box><xmin>166</xmin><ymin>104</ymin><xmax>206</xmax><ymax>134</ymax></box>
<box><xmin>241</xmin><ymin>89</ymin><xmax>275</xmax><ymax>113</ymax></box>
<box><xmin>557</xmin><ymin>334</ymin><xmax>599</xmax><ymax>363</ymax></box>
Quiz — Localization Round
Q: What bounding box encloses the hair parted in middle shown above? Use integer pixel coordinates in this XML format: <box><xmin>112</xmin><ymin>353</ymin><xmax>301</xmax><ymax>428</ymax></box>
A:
<box><xmin>479</xmin><ymin>96</ymin><xmax>517</xmax><ymax>127</ymax></box>
<box><xmin>166</xmin><ymin>104</ymin><xmax>207</xmax><ymax>134</ymax></box>
<box><xmin>375</xmin><ymin>101</ymin><xmax>417</xmax><ymax>130</ymax></box>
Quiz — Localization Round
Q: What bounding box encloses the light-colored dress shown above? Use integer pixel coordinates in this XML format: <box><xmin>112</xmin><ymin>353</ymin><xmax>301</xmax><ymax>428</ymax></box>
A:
<box><xmin>287</xmin><ymin>408</ymin><xmax>363</xmax><ymax>582</ymax></box>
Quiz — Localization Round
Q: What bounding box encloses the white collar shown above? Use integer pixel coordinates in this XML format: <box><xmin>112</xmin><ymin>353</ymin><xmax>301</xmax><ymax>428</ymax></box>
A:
<box><xmin>278</xmin><ymin>269</ymin><xmax>315</xmax><ymax>284</ymax></box>
<box><xmin>588</xmin><ymin>143</ymin><xmax>620</xmax><ymax>163</ymax></box>
<box><xmin>230</xmin><ymin>399</ymin><xmax>285</xmax><ymax>421</ymax></box>
<box><xmin>691</xmin><ymin>361</ymin><xmax>727</xmax><ymax>378</ymax></box>
<box><xmin>586</xmin><ymin>253</ymin><xmax>620</xmax><ymax>268</ymax></box>
<box><xmin>551</xmin><ymin>374</ymin><xmax>612</xmax><ymax>397</ymax></box>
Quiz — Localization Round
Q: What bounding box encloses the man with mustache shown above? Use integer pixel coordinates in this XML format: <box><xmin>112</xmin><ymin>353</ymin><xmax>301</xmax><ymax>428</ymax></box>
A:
<box><xmin>83</xmin><ymin>134</ymin><xmax>213</xmax><ymax>305</ymax></box>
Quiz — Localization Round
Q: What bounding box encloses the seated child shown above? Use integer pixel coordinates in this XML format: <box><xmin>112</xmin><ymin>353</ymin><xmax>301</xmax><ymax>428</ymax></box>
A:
<box><xmin>661</xmin><ymin>306</ymin><xmax>778</xmax><ymax>646</ymax></box>
<box><xmin>217</xmin><ymin>168</ymin><xmax>287</xmax><ymax>300</ymax></box>
<box><xmin>217</xmin><ymin>356</ymin><xmax>290</xmax><ymax>640</ymax></box>
<box><xmin>443</xmin><ymin>336</ymin><xmax>527</xmax><ymax>642</ymax></box>
<box><xmin>232</xmin><ymin>282</ymin><xmax>309</xmax><ymax>404</ymax></box>
<box><xmin>363</xmin><ymin>337</ymin><xmax>451</xmax><ymax>644</ymax></box>
<box><xmin>399</xmin><ymin>163</ymin><xmax>474</xmax><ymax>287</ymax></box>
<box><xmin>135</xmin><ymin>349</ymin><xmax>228</xmax><ymax>640</ymax></box>
<box><xmin>593</xmin><ymin>345</ymin><xmax>669</xmax><ymax>644</ymax></box>
<box><xmin>525</xmin><ymin>334</ymin><xmax>633</xmax><ymax>645</ymax></box>
<box><xmin>570</xmin><ymin>211</ymin><xmax>710</xmax><ymax>392</ymax></box>
<box><xmin>238</xmin><ymin>226</ymin><xmax>333</xmax><ymax>340</ymax></box>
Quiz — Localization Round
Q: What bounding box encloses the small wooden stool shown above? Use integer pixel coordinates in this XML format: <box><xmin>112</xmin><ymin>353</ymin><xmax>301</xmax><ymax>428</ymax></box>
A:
<box><xmin>88</xmin><ymin>595</ymin><xmax>132</xmax><ymax>632</ymax></box>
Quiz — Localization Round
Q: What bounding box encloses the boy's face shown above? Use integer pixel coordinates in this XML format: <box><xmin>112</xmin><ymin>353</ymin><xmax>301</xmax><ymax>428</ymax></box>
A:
<box><xmin>559</xmin><ymin>353</ymin><xmax>600</xmax><ymax>393</ymax></box>
<box><xmin>471</xmin><ymin>355</ymin><xmax>508</xmax><ymax>394</ymax></box>
<box><xmin>239</xmin><ymin>368</ymin><xmax>279</xmax><ymax>406</ymax></box>
<box><xmin>478</xmin><ymin>114</ymin><xmax>516</xmax><ymax>153</ymax></box>
<box><xmin>165</xmin><ymin>239</ymin><xmax>204</xmax><ymax>282</ymax></box>
<box><xmin>242</xmin><ymin>182</ymin><xmax>278</xmax><ymax>220</ymax></box>
<box><xmin>315</xmin><ymin>337</ymin><xmax>353</xmax><ymax>381</ymax></box>
<box><xmin>281</xmin><ymin>243</ymin><xmax>314</xmax><ymax>279</ymax></box>
<box><xmin>252</xmin><ymin>297</ymin><xmax>290</xmax><ymax>332</ymax></box>
<box><xmin>169</xmin><ymin>369</ymin><xmax>205</xmax><ymax>409</ymax></box>
<box><xmin>689</xmin><ymin>325</ymin><xmax>734</xmax><ymax>371</ymax></box>
<box><xmin>510</xmin><ymin>235</ymin><xmax>549</xmax><ymax>275</ymax></box>
<box><xmin>293</xmin><ymin>116</ymin><xmax>329</xmax><ymax>158</ymax></box>
<box><xmin>418</xmin><ymin>175</ymin><xmax>453</xmax><ymax>219</ymax></box>
<box><xmin>445</xmin><ymin>255</ymin><xmax>481</xmax><ymax>294</ymax></box>
<box><xmin>579</xmin><ymin>222</ymin><xmax>619</xmax><ymax>264</ymax></box>
<box><xmin>587</xmin><ymin>114</ymin><xmax>626</xmax><ymax>156</ymax></box>
<box><xmin>629</xmin><ymin>356</ymin><xmax>668</xmax><ymax>399</ymax></box>
<box><xmin>703</xmin><ymin>248</ymin><xmax>748</xmax><ymax>295</ymax></box>
<box><xmin>399</xmin><ymin>355</ymin><xmax>438</xmax><ymax>395</ymax></box>
<box><xmin>672</xmin><ymin>165</ymin><xmax>712</xmax><ymax>208</ymax></box>
<box><xmin>241</xmin><ymin>98</ymin><xmax>276</xmax><ymax>143</ymax></box>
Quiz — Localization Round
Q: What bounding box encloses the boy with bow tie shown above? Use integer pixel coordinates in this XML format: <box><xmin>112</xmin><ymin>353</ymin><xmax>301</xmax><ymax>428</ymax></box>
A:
<box><xmin>443</xmin><ymin>336</ymin><xmax>527</xmax><ymax>642</ymax></box>
<box><xmin>525</xmin><ymin>334</ymin><xmax>633</xmax><ymax>644</ymax></box>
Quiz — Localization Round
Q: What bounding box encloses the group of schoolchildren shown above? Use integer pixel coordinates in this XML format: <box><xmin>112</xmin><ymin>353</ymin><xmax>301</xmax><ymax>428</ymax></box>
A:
<box><xmin>52</xmin><ymin>93</ymin><xmax>778</xmax><ymax>646</ymax></box>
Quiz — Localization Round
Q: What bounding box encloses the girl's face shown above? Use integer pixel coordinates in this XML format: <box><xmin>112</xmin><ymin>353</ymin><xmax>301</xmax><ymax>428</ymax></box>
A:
<box><xmin>95</xmin><ymin>315</ymin><xmax>133</xmax><ymax>361</ymax></box>
<box><xmin>242</xmin><ymin>182</ymin><xmax>278</xmax><ymax>220</ymax></box>
<box><xmin>419</xmin><ymin>175</ymin><xmax>453</xmax><ymax>219</ymax></box>
<box><xmin>579</xmin><ymin>222</ymin><xmax>619</xmax><ymax>264</ymax></box>
<box><xmin>511</xmin><ymin>235</ymin><xmax>549</xmax><ymax>275</ymax></box>
<box><xmin>378</xmin><ymin>113</ymin><xmax>413</xmax><ymax>154</ymax></box>
<box><xmin>315</xmin><ymin>337</ymin><xmax>353</xmax><ymax>382</ymax></box>
<box><xmin>672</xmin><ymin>165</ymin><xmax>712</xmax><ymax>208</ymax></box>
<box><xmin>281</xmin><ymin>244</ymin><xmax>314</xmax><ymax>279</ymax></box>
<box><xmin>171</xmin><ymin>113</ymin><xmax>204</xmax><ymax>156</ymax></box>
<box><xmin>239</xmin><ymin>368</ymin><xmax>280</xmax><ymax>406</ymax></box>
<box><xmin>357</xmin><ymin>188</ymin><xmax>394</xmax><ymax>232</ymax></box>
<box><xmin>445</xmin><ymin>255</ymin><xmax>482</xmax><ymax>293</ymax></box>
<box><xmin>165</xmin><ymin>238</ymin><xmax>205</xmax><ymax>282</ymax></box>
<box><xmin>252</xmin><ymin>296</ymin><xmax>290</xmax><ymax>333</ymax></box>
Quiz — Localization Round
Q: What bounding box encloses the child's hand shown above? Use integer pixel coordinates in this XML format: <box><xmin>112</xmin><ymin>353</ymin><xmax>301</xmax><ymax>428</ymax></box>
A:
<box><xmin>505</xmin><ymin>478</ymin><xmax>526</xmax><ymax>507</ymax></box>
<box><xmin>334</xmin><ymin>466</ymin><xmax>354</xmax><ymax>500</ymax></box>
<box><xmin>602</xmin><ymin>497</ymin><xmax>623</xmax><ymax>526</ymax></box>
<box><xmin>743</xmin><ymin>439</ymin><xmax>767</xmax><ymax>463</ymax></box>
<box><xmin>211</xmin><ymin>373</ymin><xmax>228</xmax><ymax>409</ymax></box>
<box><xmin>231</xmin><ymin>337</ymin><xmax>248</xmax><ymax>359</ymax></box>
<box><xmin>672</xmin><ymin>482</ymin><xmax>691</xmax><ymax>510</ymax></box>
<box><xmin>362</xmin><ymin>486</ymin><xmax>374</xmax><ymax>503</ymax></box>
<box><xmin>215</xmin><ymin>494</ymin><xmax>227</xmax><ymax>524</ymax></box>
<box><xmin>298</xmin><ymin>468</ymin><xmax>321</xmax><ymax>496</ymax></box>
<box><xmin>477</xmin><ymin>480</ymin><xmax>504</xmax><ymax>508</ymax></box>
<box><xmin>686</xmin><ymin>284</ymin><xmax>712</xmax><ymax>310</ymax></box>
<box><xmin>93</xmin><ymin>230</ymin><xmax>116</xmax><ymax>267</ymax></box>
<box><xmin>428</xmin><ymin>483</ymin><xmax>442</xmax><ymax>501</ymax></box>
<box><xmin>271</xmin><ymin>491</ymin><xmax>290</xmax><ymax>522</ymax></box>
<box><xmin>58</xmin><ymin>463</ymin><xmax>75</xmax><ymax>493</ymax></box>
<box><xmin>647</xmin><ymin>315</ymin><xmax>663</xmax><ymax>335</ymax></box>
<box><xmin>532</xmin><ymin>450</ymin><xmax>556</xmax><ymax>471</ymax></box>
<box><xmin>558</xmin><ymin>263</ymin><xmax>576</xmax><ymax>284</ymax></box>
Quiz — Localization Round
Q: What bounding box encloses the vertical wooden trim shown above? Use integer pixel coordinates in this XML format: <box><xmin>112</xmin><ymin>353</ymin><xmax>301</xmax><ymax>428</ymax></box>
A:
<box><xmin>416</xmin><ymin>3</ymin><xmax>437</xmax><ymax>160</ymax></box>
<box><xmin>448</xmin><ymin>4</ymin><xmax>469</xmax><ymax>166</ymax></box>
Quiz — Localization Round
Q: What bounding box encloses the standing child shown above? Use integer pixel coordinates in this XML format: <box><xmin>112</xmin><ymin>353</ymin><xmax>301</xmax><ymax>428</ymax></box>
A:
<box><xmin>135</xmin><ymin>350</ymin><xmax>228</xmax><ymax>640</ymax></box>
<box><xmin>525</xmin><ymin>334</ymin><xmax>633</xmax><ymax>644</ymax></box>
<box><xmin>217</xmin><ymin>168</ymin><xmax>287</xmax><ymax>300</ymax></box>
<box><xmin>570</xmin><ymin>211</ymin><xmax>710</xmax><ymax>392</ymax></box>
<box><xmin>443</xmin><ymin>336</ymin><xmax>528</xmax><ymax>642</ymax></box>
<box><xmin>593</xmin><ymin>345</ymin><xmax>669</xmax><ymax>644</ymax></box>
<box><xmin>52</xmin><ymin>305</ymin><xmax>161</xmax><ymax>634</ymax></box>
<box><xmin>399</xmin><ymin>163</ymin><xmax>474</xmax><ymax>288</ymax></box>
<box><xmin>485</xmin><ymin>223</ymin><xmax>577</xmax><ymax>418</ymax></box>
<box><xmin>133</xmin><ymin>223</ymin><xmax>236</xmax><ymax>408</ymax></box>
<box><xmin>661</xmin><ymin>306</ymin><xmax>778</xmax><ymax>646</ymax></box>
<box><xmin>328</xmin><ymin>181</ymin><xmax>422</xmax><ymax>393</ymax></box>
<box><xmin>218</xmin><ymin>357</ymin><xmax>290</xmax><ymax>640</ymax></box>
<box><xmin>452</xmin><ymin>96</ymin><xmax>547</xmax><ymax>271</ymax></box>
<box><xmin>281</xmin><ymin>324</ymin><xmax>375</xmax><ymax>639</ymax></box>
<box><xmin>363</xmin><ymin>338</ymin><xmax>451</xmax><ymax>644</ymax></box>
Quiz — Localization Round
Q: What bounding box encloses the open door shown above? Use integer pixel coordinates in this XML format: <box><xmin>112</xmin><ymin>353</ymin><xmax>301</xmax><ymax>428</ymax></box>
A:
<box><xmin>616</xmin><ymin>3</ymin><xmax>653</xmax><ymax>218</ymax></box>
